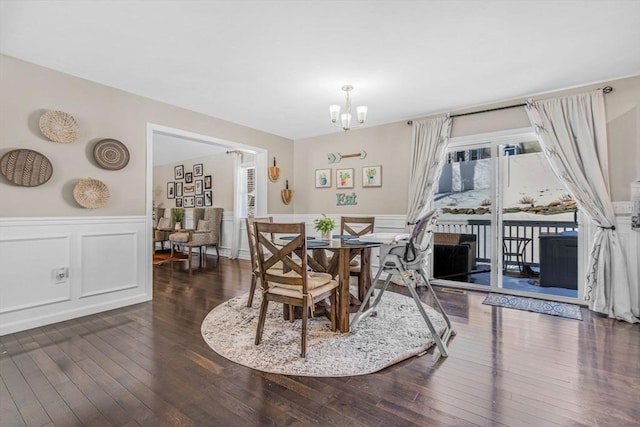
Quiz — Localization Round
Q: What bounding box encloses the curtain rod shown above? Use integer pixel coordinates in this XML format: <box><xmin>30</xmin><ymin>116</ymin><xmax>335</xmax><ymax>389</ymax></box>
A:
<box><xmin>449</xmin><ymin>102</ymin><xmax>526</xmax><ymax>118</ymax></box>
<box><xmin>407</xmin><ymin>86</ymin><xmax>613</xmax><ymax>124</ymax></box>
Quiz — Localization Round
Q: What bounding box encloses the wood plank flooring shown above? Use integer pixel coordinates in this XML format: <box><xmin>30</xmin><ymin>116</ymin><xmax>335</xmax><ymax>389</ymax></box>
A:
<box><xmin>1</xmin><ymin>256</ymin><xmax>639</xmax><ymax>426</ymax></box>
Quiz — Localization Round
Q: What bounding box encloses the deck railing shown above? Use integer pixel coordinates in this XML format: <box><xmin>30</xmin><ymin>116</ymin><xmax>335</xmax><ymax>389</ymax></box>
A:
<box><xmin>434</xmin><ymin>219</ymin><xmax>578</xmax><ymax>267</ymax></box>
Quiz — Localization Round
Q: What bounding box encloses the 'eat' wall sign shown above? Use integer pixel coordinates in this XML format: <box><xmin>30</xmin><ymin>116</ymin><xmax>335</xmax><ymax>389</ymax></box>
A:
<box><xmin>336</xmin><ymin>192</ymin><xmax>357</xmax><ymax>206</ymax></box>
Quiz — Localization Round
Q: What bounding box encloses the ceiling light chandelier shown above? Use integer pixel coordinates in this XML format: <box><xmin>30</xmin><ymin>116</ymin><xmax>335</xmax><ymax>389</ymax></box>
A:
<box><xmin>329</xmin><ymin>85</ymin><xmax>368</xmax><ymax>131</ymax></box>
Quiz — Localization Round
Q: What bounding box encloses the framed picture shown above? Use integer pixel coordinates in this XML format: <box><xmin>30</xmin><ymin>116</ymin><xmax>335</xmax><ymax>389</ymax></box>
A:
<box><xmin>204</xmin><ymin>190</ymin><xmax>213</xmax><ymax>206</ymax></box>
<box><xmin>167</xmin><ymin>182</ymin><xmax>175</xmax><ymax>199</ymax></box>
<box><xmin>183</xmin><ymin>196</ymin><xmax>195</xmax><ymax>208</ymax></box>
<box><xmin>195</xmin><ymin>179</ymin><xmax>203</xmax><ymax>195</ymax></box>
<box><xmin>174</xmin><ymin>165</ymin><xmax>184</xmax><ymax>180</ymax></box>
<box><xmin>183</xmin><ymin>184</ymin><xmax>195</xmax><ymax>195</ymax></box>
<box><xmin>176</xmin><ymin>181</ymin><xmax>183</xmax><ymax>197</ymax></box>
<box><xmin>175</xmin><ymin>198</ymin><xmax>183</xmax><ymax>207</ymax></box>
<box><xmin>362</xmin><ymin>165</ymin><xmax>382</xmax><ymax>187</ymax></box>
<box><xmin>193</xmin><ymin>163</ymin><xmax>203</xmax><ymax>177</ymax></box>
<box><xmin>315</xmin><ymin>168</ymin><xmax>331</xmax><ymax>188</ymax></box>
<box><xmin>204</xmin><ymin>175</ymin><xmax>212</xmax><ymax>189</ymax></box>
<box><xmin>185</xmin><ymin>172</ymin><xmax>193</xmax><ymax>183</ymax></box>
<box><xmin>336</xmin><ymin>168</ymin><xmax>354</xmax><ymax>189</ymax></box>
<box><xmin>196</xmin><ymin>196</ymin><xmax>204</xmax><ymax>207</ymax></box>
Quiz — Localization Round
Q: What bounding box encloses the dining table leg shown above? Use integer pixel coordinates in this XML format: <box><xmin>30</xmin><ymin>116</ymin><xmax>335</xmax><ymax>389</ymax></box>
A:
<box><xmin>338</xmin><ymin>247</ymin><xmax>351</xmax><ymax>332</ymax></box>
<box><xmin>359</xmin><ymin>247</ymin><xmax>372</xmax><ymax>311</ymax></box>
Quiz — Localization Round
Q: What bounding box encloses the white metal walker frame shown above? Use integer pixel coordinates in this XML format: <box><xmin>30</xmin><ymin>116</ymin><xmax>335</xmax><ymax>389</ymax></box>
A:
<box><xmin>350</xmin><ymin>210</ymin><xmax>455</xmax><ymax>361</ymax></box>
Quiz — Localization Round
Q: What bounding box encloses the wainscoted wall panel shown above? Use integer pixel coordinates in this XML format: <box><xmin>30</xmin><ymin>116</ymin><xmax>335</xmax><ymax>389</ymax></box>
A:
<box><xmin>220</xmin><ymin>213</ymin><xmax>408</xmax><ymax>262</ymax></box>
<box><xmin>80</xmin><ymin>232</ymin><xmax>139</xmax><ymax>298</ymax></box>
<box><xmin>614</xmin><ymin>215</ymin><xmax>640</xmax><ymax>315</ymax></box>
<box><xmin>0</xmin><ymin>234</ymin><xmax>71</xmax><ymax>313</ymax></box>
<box><xmin>3</xmin><ymin>212</ymin><xmax>635</xmax><ymax>336</ymax></box>
<box><xmin>0</xmin><ymin>216</ymin><xmax>152</xmax><ymax>336</ymax></box>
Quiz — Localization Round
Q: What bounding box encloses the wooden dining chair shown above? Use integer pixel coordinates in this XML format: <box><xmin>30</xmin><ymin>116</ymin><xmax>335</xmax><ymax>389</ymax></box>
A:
<box><xmin>341</xmin><ymin>216</ymin><xmax>375</xmax><ymax>238</ymax></box>
<box><xmin>245</xmin><ymin>216</ymin><xmax>274</xmax><ymax>307</ymax></box>
<box><xmin>341</xmin><ymin>216</ymin><xmax>375</xmax><ymax>301</ymax></box>
<box><xmin>254</xmin><ymin>222</ymin><xmax>338</xmax><ymax>358</ymax></box>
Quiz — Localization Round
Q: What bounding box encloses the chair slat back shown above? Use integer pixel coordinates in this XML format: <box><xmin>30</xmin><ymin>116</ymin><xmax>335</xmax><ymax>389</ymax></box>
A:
<box><xmin>254</xmin><ymin>222</ymin><xmax>308</xmax><ymax>293</ymax></box>
<box><xmin>341</xmin><ymin>216</ymin><xmax>375</xmax><ymax>237</ymax></box>
<box><xmin>246</xmin><ymin>217</ymin><xmax>274</xmax><ymax>274</ymax></box>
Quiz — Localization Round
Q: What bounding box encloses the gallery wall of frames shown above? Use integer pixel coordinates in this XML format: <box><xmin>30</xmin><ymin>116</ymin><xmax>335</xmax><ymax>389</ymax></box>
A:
<box><xmin>167</xmin><ymin>163</ymin><xmax>213</xmax><ymax>208</ymax></box>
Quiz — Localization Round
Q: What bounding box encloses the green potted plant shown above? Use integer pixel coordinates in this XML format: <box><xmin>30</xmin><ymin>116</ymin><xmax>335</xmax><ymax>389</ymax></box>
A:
<box><xmin>314</xmin><ymin>214</ymin><xmax>336</xmax><ymax>241</ymax></box>
<box><xmin>172</xmin><ymin>209</ymin><xmax>185</xmax><ymax>230</ymax></box>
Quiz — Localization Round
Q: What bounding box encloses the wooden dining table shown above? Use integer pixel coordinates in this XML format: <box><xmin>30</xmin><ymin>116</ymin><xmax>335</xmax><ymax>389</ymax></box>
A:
<box><xmin>303</xmin><ymin>237</ymin><xmax>381</xmax><ymax>332</ymax></box>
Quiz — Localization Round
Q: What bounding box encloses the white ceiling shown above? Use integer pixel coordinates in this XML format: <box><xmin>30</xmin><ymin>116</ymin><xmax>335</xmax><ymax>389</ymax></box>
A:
<box><xmin>1</xmin><ymin>1</ymin><xmax>640</xmax><ymax>140</ymax></box>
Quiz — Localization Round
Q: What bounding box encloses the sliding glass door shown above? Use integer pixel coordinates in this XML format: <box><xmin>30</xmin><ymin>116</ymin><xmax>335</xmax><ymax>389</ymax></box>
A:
<box><xmin>433</xmin><ymin>143</ymin><xmax>494</xmax><ymax>287</ymax></box>
<box><xmin>432</xmin><ymin>130</ymin><xmax>580</xmax><ymax>302</ymax></box>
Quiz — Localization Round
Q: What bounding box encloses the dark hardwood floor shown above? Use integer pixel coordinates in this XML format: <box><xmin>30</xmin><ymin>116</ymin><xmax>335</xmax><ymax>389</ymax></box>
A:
<box><xmin>2</xmin><ymin>255</ymin><xmax>639</xmax><ymax>426</ymax></box>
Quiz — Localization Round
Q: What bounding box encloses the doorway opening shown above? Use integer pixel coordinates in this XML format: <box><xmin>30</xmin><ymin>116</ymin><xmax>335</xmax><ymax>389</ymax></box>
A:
<box><xmin>146</xmin><ymin>123</ymin><xmax>268</xmax><ymax>256</ymax></box>
<box><xmin>432</xmin><ymin>128</ymin><xmax>582</xmax><ymax>303</ymax></box>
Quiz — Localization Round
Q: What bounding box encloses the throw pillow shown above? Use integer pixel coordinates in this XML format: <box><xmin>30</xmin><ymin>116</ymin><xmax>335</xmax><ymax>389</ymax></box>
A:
<box><xmin>158</xmin><ymin>217</ymin><xmax>171</xmax><ymax>229</ymax></box>
<box><xmin>197</xmin><ymin>219</ymin><xmax>210</xmax><ymax>231</ymax></box>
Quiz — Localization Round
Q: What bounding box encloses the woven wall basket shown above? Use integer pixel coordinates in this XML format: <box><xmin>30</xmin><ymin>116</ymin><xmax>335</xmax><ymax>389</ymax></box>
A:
<box><xmin>0</xmin><ymin>149</ymin><xmax>53</xmax><ymax>187</ymax></box>
<box><xmin>73</xmin><ymin>178</ymin><xmax>110</xmax><ymax>209</ymax></box>
<box><xmin>39</xmin><ymin>110</ymin><xmax>80</xmax><ymax>143</ymax></box>
<box><xmin>93</xmin><ymin>138</ymin><xmax>130</xmax><ymax>170</ymax></box>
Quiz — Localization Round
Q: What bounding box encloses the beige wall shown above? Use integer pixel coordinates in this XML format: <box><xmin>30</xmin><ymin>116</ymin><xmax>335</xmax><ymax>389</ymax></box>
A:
<box><xmin>0</xmin><ymin>55</ymin><xmax>293</xmax><ymax>217</ymax></box>
<box><xmin>293</xmin><ymin>121</ymin><xmax>413</xmax><ymax>215</ymax></box>
<box><xmin>3</xmin><ymin>54</ymin><xmax>637</xmax><ymax>219</ymax></box>
<box><xmin>293</xmin><ymin>75</ymin><xmax>640</xmax><ymax>214</ymax></box>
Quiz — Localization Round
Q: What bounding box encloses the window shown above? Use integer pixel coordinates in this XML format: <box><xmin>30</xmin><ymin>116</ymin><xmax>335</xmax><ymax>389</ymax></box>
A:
<box><xmin>240</xmin><ymin>164</ymin><xmax>255</xmax><ymax>218</ymax></box>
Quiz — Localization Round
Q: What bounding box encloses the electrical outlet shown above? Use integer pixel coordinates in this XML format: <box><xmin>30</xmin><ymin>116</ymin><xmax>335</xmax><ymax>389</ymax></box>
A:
<box><xmin>54</xmin><ymin>267</ymin><xmax>68</xmax><ymax>284</ymax></box>
<box><xmin>613</xmin><ymin>201</ymin><xmax>632</xmax><ymax>214</ymax></box>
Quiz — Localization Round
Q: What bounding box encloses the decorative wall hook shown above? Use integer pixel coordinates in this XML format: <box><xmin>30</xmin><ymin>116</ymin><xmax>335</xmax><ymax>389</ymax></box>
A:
<box><xmin>268</xmin><ymin>157</ymin><xmax>280</xmax><ymax>182</ymax></box>
<box><xmin>281</xmin><ymin>179</ymin><xmax>293</xmax><ymax>205</ymax></box>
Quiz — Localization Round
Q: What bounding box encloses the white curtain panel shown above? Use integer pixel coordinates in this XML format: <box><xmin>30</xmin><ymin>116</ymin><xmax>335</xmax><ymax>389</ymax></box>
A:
<box><xmin>230</xmin><ymin>151</ymin><xmax>243</xmax><ymax>259</ymax></box>
<box><xmin>526</xmin><ymin>91</ymin><xmax>637</xmax><ymax>323</ymax></box>
<box><xmin>406</xmin><ymin>116</ymin><xmax>452</xmax><ymax>225</ymax></box>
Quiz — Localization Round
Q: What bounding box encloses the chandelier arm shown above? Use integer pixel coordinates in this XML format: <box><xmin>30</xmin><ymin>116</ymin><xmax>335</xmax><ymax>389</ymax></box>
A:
<box><xmin>330</xmin><ymin>121</ymin><xmax>365</xmax><ymax>131</ymax></box>
<box><xmin>344</xmin><ymin>90</ymin><xmax>352</xmax><ymax>117</ymax></box>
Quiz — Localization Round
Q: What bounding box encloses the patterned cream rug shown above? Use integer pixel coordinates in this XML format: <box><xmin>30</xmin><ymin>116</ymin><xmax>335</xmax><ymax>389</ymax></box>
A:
<box><xmin>201</xmin><ymin>290</ymin><xmax>447</xmax><ymax>377</ymax></box>
<box><xmin>482</xmin><ymin>293</ymin><xmax>583</xmax><ymax>320</ymax></box>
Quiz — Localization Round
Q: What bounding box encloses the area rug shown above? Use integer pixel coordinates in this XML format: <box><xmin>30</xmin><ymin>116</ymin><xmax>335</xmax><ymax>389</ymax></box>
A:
<box><xmin>153</xmin><ymin>250</ymin><xmax>171</xmax><ymax>265</ymax></box>
<box><xmin>201</xmin><ymin>290</ymin><xmax>447</xmax><ymax>377</ymax></box>
<box><xmin>153</xmin><ymin>250</ymin><xmax>188</xmax><ymax>265</ymax></box>
<box><xmin>482</xmin><ymin>293</ymin><xmax>583</xmax><ymax>320</ymax></box>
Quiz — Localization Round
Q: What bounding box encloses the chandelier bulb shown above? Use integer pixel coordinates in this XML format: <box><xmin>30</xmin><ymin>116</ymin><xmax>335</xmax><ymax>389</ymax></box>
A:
<box><xmin>357</xmin><ymin>106</ymin><xmax>368</xmax><ymax>124</ymax></box>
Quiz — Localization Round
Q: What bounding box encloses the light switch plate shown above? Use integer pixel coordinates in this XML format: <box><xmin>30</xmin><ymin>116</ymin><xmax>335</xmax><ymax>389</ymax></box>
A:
<box><xmin>613</xmin><ymin>201</ymin><xmax>632</xmax><ymax>214</ymax></box>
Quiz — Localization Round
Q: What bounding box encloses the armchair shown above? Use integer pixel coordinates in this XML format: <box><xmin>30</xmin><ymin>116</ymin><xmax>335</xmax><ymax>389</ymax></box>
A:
<box><xmin>169</xmin><ymin>207</ymin><xmax>223</xmax><ymax>274</ymax></box>
<box><xmin>153</xmin><ymin>216</ymin><xmax>174</xmax><ymax>252</ymax></box>
<box><xmin>432</xmin><ymin>232</ymin><xmax>477</xmax><ymax>281</ymax></box>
